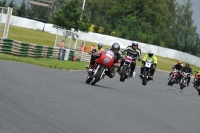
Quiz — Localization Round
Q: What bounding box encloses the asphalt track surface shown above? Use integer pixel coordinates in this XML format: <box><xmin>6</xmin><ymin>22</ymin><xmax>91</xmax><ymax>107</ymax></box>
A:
<box><xmin>0</xmin><ymin>61</ymin><xmax>200</xmax><ymax>133</ymax></box>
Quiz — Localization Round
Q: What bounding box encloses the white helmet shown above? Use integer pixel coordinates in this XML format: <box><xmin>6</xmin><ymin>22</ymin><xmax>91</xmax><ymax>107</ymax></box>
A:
<box><xmin>148</xmin><ymin>50</ymin><xmax>154</xmax><ymax>57</ymax></box>
<box><xmin>132</xmin><ymin>41</ymin><xmax>138</xmax><ymax>47</ymax></box>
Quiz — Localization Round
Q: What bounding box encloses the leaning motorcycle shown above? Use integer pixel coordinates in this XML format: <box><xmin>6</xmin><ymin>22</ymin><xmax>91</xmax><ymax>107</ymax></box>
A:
<box><xmin>141</xmin><ymin>59</ymin><xmax>153</xmax><ymax>85</ymax></box>
<box><xmin>179</xmin><ymin>72</ymin><xmax>189</xmax><ymax>89</ymax></box>
<box><xmin>168</xmin><ymin>69</ymin><xmax>180</xmax><ymax>86</ymax></box>
<box><xmin>86</xmin><ymin>50</ymin><xmax>114</xmax><ymax>85</ymax></box>
<box><xmin>119</xmin><ymin>56</ymin><xmax>135</xmax><ymax>82</ymax></box>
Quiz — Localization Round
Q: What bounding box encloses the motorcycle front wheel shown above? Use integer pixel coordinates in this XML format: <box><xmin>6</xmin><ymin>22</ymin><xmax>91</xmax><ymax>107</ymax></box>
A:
<box><xmin>90</xmin><ymin>66</ymin><xmax>105</xmax><ymax>85</ymax></box>
<box><xmin>120</xmin><ymin>65</ymin><xmax>128</xmax><ymax>82</ymax></box>
<box><xmin>86</xmin><ymin>75</ymin><xmax>93</xmax><ymax>84</ymax></box>
<box><xmin>180</xmin><ymin>79</ymin><xmax>184</xmax><ymax>89</ymax></box>
<box><xmin>142</xmin><ymin>71</ymin><xmax>148</xmax><ymax>85</ymax></box>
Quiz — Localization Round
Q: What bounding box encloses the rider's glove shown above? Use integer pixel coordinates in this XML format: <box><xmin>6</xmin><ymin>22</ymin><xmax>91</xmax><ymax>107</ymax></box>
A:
<box><xmin>141</xmin><ymin>60</ymin><xmax>145</xmax><ymax>64</ymax></box>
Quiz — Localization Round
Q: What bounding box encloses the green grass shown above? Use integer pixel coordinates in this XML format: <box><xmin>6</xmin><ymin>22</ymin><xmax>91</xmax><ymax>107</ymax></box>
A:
<box><xmin>0</xmin><ymin>53</ymin><xmax>88</xmax><ymax>70</ymax></box>
<box><xmin>8</xmin><ymin>25</ymin><xmax>111</xmax><ymax>50</ymax></box>
<box><xmin>2</xmin><ymin>24</ymin><xmax>200</xmax><ymax>73</ymax></box>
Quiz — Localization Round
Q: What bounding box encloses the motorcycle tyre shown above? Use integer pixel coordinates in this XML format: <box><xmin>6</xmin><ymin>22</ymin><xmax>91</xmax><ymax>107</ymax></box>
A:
<box><xmin>180</xmin><ymin>79</ymin><xmax>184</xmax><ymax>89</ymax></box>
<box><xmin>90</xmin><ymin>66</ymin><xmax>105</xmax><ymax>85</ymax></box>
<box><xmin>142</xmin><ymin>71</ymin><xmax>148</xmax><ymax>85</ymax></box>
<box><xmin>120</xmin><ymin>65</ymin><xmax>127</xmax><ymax>82</ymax></box>
<box><xmin>86</xmin><ymin>75</ymin><xmax>93</xmax><ymax>84</ymax></box>
<box><xmin>168</xmin><ymin>78</ymin><xmax>173</xmax><ymax>86</ymax></box>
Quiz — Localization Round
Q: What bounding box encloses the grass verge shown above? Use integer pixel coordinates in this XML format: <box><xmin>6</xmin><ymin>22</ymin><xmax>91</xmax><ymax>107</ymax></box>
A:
<box><xmin>0</xmin><ymin>53</ymin><xmax>200</xmax><ymax>73</ymax></box>
<box><xmin>3</xmin><ymin>24</ymin><xmax>200</xmax><ymax>73</ymax></box>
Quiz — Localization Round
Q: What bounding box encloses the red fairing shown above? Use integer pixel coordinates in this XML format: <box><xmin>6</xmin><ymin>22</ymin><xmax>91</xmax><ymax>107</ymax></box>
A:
<box><xmin>96</xmin><ymin>50</ymin><xmax>114</xmax><ymax>69</ymax></box>
<box><xmin>171</xmin><ymin>71</ymin><xmax>178</xmax><ymax>78</ymax></box>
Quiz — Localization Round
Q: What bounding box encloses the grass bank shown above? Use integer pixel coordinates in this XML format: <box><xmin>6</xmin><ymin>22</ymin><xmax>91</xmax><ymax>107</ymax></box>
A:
<box><xmin>2</xmin><ymin>25</ymin><xmax>199</xmax><ymax>72</ymax></box>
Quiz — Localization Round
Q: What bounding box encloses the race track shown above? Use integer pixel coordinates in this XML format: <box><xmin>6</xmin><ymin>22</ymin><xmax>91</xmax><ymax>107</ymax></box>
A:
<box><xmin>0</xmin><ymin>61</ymin><xmax>200</xmax><ymax>133</ymax></box>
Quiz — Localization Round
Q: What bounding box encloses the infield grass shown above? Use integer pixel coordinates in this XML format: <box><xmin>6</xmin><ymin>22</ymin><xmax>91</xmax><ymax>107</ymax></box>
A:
<box><xmin>0</xmin><ymin>25</ymin><xmax>198</xmax><ymax>73</ymax></box>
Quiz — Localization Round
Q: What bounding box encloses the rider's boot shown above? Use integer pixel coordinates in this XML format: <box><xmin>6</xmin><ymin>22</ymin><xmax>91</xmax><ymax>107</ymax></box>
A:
<box><xmin>130</xmin><ymin>72</ymin><xmax>133</xmax><ymax>78</ymax></box>
<box><xmin>85</xmin><ymin>64</ymin><xmax>92</xmax><ymax>69</ymax></box>
<box><xmin>116</xmin><ymin>66</ymin><xmax>121</xmax><ymax>73</ymax></box>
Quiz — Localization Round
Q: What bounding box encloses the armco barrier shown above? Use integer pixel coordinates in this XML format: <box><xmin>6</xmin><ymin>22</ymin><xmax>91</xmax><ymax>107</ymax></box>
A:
<box><xmin>0</xmin><ymin>38</ymin><xmax>60</xmax><ymax>59</ymax></box>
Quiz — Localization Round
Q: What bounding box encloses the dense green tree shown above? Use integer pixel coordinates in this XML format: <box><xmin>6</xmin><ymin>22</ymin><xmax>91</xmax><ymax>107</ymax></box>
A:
<box><xmin>0</xmin><ymin>0</ymin><xmax>6</xmax><ymax>7</ymax></box>
<box><xmin>173</xmin><ymin>0</ymin><xmax>196</xmax><ymax>53</ymax></box>
<box><xmin>17</xmin><ymin>0</ymin><xmax>26</xmax><ymax>17</ymax></box>
<box><xmin>51</xmin><ymin>0</ymin><xmax>90</xmax><ymax>32</ymax></box>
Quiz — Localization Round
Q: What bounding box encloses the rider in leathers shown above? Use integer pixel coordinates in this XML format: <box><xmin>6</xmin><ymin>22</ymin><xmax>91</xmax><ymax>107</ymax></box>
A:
<box><xmin>117</xmin><ymin>41</ymin><xmax>142</xmax><ymax>77</ymax></box>
<box><xmin>182</xmin><ymin>63</ymin><xmax>193</xmax><ymax>86</ymax></box>
<box><xmin>170</xmin><ymin>60</ymin><xmax>183</xmax><ymax>83</ymax></box>
<box><xmin>140</xmin><ymin>50</ymin><xmax>157</xmax><ymax>79</ymax></box>
<box><xmin>86</xmin><ymin>43</ymin><xmax>121</xmax><ymax>78</ymax></box>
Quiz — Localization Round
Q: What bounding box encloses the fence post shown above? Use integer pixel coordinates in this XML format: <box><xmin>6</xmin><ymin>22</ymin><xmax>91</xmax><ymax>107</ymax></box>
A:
<box><xmin>3</xmin><ymin>7</ymin><xmax>13</xmax><ymax>39</ymax></box>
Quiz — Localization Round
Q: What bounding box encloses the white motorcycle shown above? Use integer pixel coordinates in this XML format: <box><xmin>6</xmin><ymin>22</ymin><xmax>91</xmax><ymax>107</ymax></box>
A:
<box><xmin>141</xmin><ymin>59</ymin><xmax>154</xmax><ymax>85</ymax></box>
<box><xmin>179</xmin><ymin>72</ymin><xmax>190</xmax><ymax>89</ymax></box>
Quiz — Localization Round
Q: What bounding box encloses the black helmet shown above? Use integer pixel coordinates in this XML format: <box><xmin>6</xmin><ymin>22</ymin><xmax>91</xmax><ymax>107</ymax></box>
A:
<box><xmin>186</xmin><ymin>63</ymin><xmax>190</xmax><ymax>67</ymax></box>
<box><xmin>111</xmin><ymin>43</ymin><xmax>120</xmax><ymax>53</ymax></box>
<box><xmin>132</xmin><ymin>41</ymin><xmax>138</xmax><ymax>47</ymax></box>
<box><xmin>98</xmin><ymin>43</ymin><xmax>103</xmax><ymax>49</ymax></box>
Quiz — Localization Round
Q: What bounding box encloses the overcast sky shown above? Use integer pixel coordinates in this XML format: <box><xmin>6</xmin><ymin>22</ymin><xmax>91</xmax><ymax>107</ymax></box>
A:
<box><xmin>4</xmin><ymin>0</ymin><xmax>200</xmax><ymax>34</ymax></box>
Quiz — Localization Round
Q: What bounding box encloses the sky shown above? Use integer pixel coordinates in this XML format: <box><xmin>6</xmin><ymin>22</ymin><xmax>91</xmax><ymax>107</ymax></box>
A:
<box><xmin>4</xmin><ymin>0</ymin><xmax>200</xmax><ymax>34</ymax></box>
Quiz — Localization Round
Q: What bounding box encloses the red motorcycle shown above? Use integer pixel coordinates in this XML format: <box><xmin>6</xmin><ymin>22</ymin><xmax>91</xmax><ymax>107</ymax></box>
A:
<box><xmin>168</xmin><ymin>69</ymin><xmax>180</xmax><ymax>86</ymax></box>
<box><xmin>86</xmin><ymin>50</ymin><xmax>115</xmax><ymax>85</ymax></box>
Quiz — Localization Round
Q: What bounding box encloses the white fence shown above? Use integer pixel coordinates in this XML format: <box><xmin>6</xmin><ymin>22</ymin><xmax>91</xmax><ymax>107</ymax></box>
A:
<box><xmin>1</xmin><ymin>14</ymin><xmax>200</xmax><ymax>66</ymax></box>
<box><xmin>0</xmin><ymin>7</ymin><xmax>13</xmax><ymax>40</ymax></box>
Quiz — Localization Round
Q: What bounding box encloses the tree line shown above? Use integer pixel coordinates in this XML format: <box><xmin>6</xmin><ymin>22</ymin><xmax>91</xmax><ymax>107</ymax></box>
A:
<box><xmin>1</xmin><ymin>0</ymin><xmax>200</xmax><ymax>56</ymax></box>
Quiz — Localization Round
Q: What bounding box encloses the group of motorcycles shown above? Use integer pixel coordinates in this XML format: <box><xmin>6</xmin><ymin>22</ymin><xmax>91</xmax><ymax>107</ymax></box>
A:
<box><xmin>167</xmin><ymin>69</ymin><xmax>190</xmax><ymax>89</ymax></box>
<box><xmin>85</xmin><ymin>50</ymin><xmax>154</xmax><ymax>86</ymax></box>
<box><xmin>118</xmin><ymin>55</ymin><xmax>153</xmax><ymax>86</ymax></box>
<box><xmin>167</xmin><ymin>69</ymin><xmax>200</xmax><ymax>95</ymax></box>
<box><xmin>85</xmin><ymin>49</ymin><xmax>200</xmax><ymax>96</ymax></box>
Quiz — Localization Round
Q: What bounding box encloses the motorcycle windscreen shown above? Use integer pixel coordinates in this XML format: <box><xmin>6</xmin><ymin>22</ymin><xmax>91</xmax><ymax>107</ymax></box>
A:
<box><xmin>97</xmin><ymin>50</ymin><xmax>114</xmax><ymax>69</ymax></box>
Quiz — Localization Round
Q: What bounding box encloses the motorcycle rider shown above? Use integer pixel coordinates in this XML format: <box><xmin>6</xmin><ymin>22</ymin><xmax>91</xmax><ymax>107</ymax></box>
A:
<box><xmin>91</xmin><ymin>43</ymin><xmax>104</xmax><ymax>53</ymax></box>
<box><xmin>170</xmin><ymin>60</ymin><xmax>183</xmax><ymax>83</ymax></box>
<box><xmin>85</xmin><ymin>43</ymin><xmax>104</xmax><ymax>69</ymax></box>
<box><xmin>86</xmin><ymin>43</ymin><xmax>121</xmax><ymax>78</ymax></box>
<box><xmin>182</xmin><ymin>63</ymin><xmax>193</xmax><ymax>86</ymax></box>
<box><xmin>193</xmin><ymin>71</ymin><xmax>200</xmax><ymax>87</ymax></box>
<box><xmin>117</xmin><ymin>41</ymin><xmax>142</xmax><ymax>78</ymax></box>
<box><xmin>139</xmin><ymin>50</ymin><xmax>157</xmax><ymax>79</ymax></box>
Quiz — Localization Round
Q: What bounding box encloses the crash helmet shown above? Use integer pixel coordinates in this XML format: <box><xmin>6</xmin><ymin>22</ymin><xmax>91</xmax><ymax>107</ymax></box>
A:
<box><xmin>111</xmin><ymin>43</ymin><xmax>120</xmax><ymax>53</ymax></box>
<box><xmin>132</xmin><ymin>41</ymin><xmax>138</xmax><ymax>48</ymax></box>
<box><xmin>98</xmin><ymin>43</ymin><xmax>103</xmax><ymax>49</ymax></box>
<box><xmin>178</xmin><ymin>60</ymin><xmax>182</xmax><ymax>65</ymax></box>
<box><xmin>185</xmin><ymin>63</ymin><xmax>190</xmax><ymax>67</ymax></box>
<box><xmin>148</xmin><ymin>50</ymin><xmax>154</xmax><ymax>57</ymax></box>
